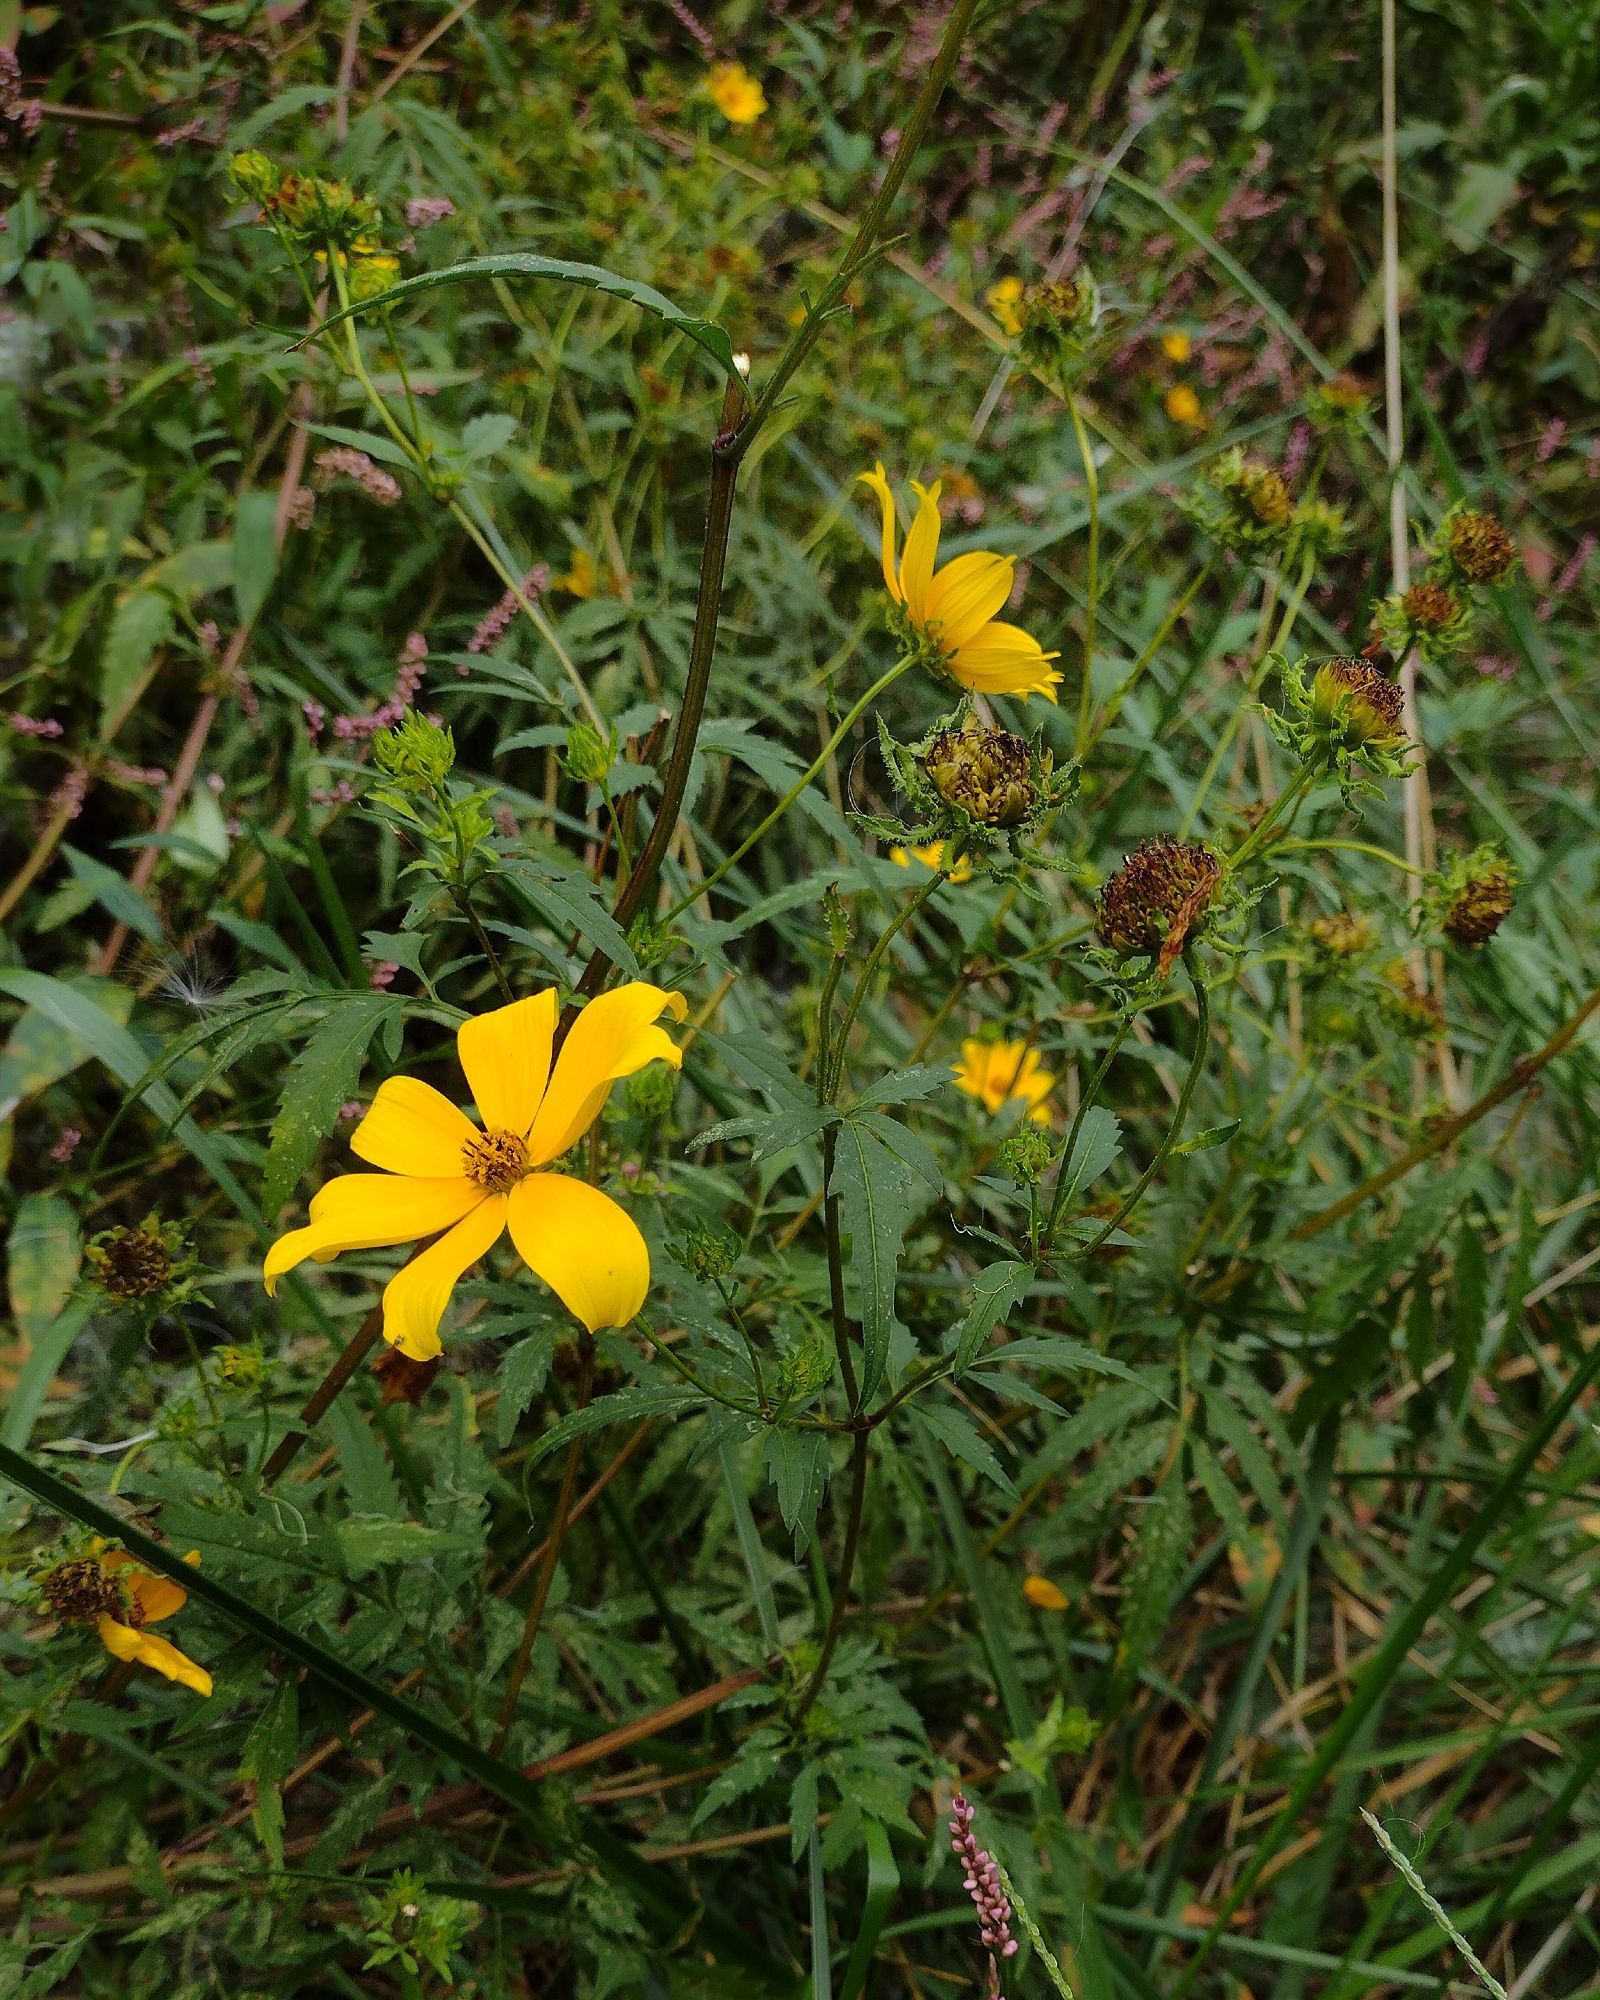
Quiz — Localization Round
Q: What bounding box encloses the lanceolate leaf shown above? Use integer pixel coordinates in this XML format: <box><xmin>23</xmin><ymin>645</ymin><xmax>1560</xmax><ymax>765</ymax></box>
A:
<box><xmin>829</xmin><ymin>1121</ymin><xmax>913</xmax><ymax>1404</ymax></box>
<box><xmin>262</xmin><ymin>995</ymin><xmax>402</xmax><ymax>1216</ymax></box>
<box><xmin>950</xmin><ymin>1258</ymin><xmax>1034</xmax><ymax>1375</ymax></box>
<box><xmin>305</xmin><ymin>254</ymin><xmax>738</xmax><ymax>381</ymax></box>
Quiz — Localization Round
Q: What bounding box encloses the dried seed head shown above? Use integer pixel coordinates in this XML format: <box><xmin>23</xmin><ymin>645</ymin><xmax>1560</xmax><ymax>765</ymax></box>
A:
<box><xmin>1442</xmin><ymin>509</ymin><xmax>1518</xmax><ymax>586</ymax></box>
<box><xmin>1383</xmin><ymin>968</ymin><xmax>1445</xmax><ymax>1038</ymax></box>
<box><xmin>88</xmin><ymin>1224</ymin><xmax>175</xmax><ymax>1301</ymax></box>
<box><xmin>1097</xmin><ymin>835</ymin><xmax>1223</xmax><ymax>974</ymax></box>
<box><xmin>1443</xmin><ymin>860</ymin><xmax>1514</xmax><ymax>946</ymax></box>
<box><xmin>1309</xmin><ymin>657</ymin><xmax>1406</xmax><ymax>750</ymax></box>
<box><xmin>923</xmin><ymin>726</ymin><xmax>1035</xmax><ymax>827</ymax></box>
<box><xmin>1403</xmin><ymin>580</ymin><xmax>1462</xmax><ymax>633</ymax></box>
<box><xmin>460</xmin><ymin>1127</ymin><xmax>528</xmax><ymax>1193</ymax></box>
<box><xmin>40</xmin><ymin>1558</ymin><xmax>127</xmax><ymax>1626</ymax></box>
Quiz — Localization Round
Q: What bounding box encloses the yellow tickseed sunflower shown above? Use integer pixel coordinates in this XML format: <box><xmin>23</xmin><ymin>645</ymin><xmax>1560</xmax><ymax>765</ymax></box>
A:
<box><xmin>986</xmin><ymin>274</ymin><xmax>1025</xmax><ymax>335</ymax></box>
<box><xmin>1165</xmin><ymin>382</ymin><xmax>1205</xmax><ymax>428</ymax></box>
<box><xmin>1160</xmin><ymin>330</ymin><xmax>1192</xmax><ymax>364</ymax></box>
<box><xmin>952</xmin><ymin>1038</ymin><xmax>1056</xmax><ymax>1122</ymax></box>
<box><xmin>555</xmin><ymin>547</ymin><xmax>600</xmax><ymax>599</ymax></box>
<box><xmin>264</xmin><ymin>986</ymin><xmax>686</xmax><ymax>1360</ymax></box>
<box><xmin>888</xmin><ymin>840</ymin><xmax>973</xmax><ymax>884</ymax></box>
<box><xmin>859</xmin><ymin>464</ymin><xmax>1061</xmax><ymax>702</ymax></box>
<box><xmin>706</xmin><ymin>61</ymin><xmax>767</xmax><ymax>125</ymax></box>
<box><xmin>1023</xmin><ymin>1574</ymin><xmax>1070</xmax><ymax>1611</ymax></box>
<box><xmin>41</xmin><ymin>1544</ymin><xmax>212</xmax><ymax>1696</ymax></box>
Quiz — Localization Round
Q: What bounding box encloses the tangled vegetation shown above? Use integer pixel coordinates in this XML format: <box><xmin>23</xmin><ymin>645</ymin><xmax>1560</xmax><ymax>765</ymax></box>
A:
<box><xmin>3</xmin><ymin>3</ymin><xmax>1599</xmax><ymax>1995</ymax></box>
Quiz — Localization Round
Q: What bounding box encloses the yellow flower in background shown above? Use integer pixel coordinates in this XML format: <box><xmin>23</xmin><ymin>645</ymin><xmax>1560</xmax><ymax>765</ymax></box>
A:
<box><xmin>986</xmin><ymin>274</ymin><xmax>1025</xmax><ymax>335</ymax></box>
<box><xmin>556</xmin><ymin>547</ymin><xmax>600</xmax><ymax>598</ymax></box>
<box><xmin>953</xmin><ymin>1037</ymin><xmax>1056</xmax><ymax>1121</ymax></box>
<box><xmin>42</xmin><ymin>1545</ymin><xmax>212</xmax><ymax>1696</ymax></box>
<box><xmin>1023</xmin><ymin>1574</ymin><xmax>1070</xmax><ymax>1611</ymax></box>
<box><xmin>889</xmin><ymin>840</ymin><xmax>973</xmax><ymax>884</ymax></box>
<box><xmin>1160</xmin><ymin>330</ymin><xmax>1192</xmax><ymax>364</ymax></box>
<box><xmin>265</xmin><ymin>986</ymin><xmax>687</xmax><ymax>1359</ymax></box>
<box><xmin>859</xmin><ymin>464</ymin><xmax>1061</xmax><ymax>702</ymax></box>
<box><xmin>707</xmin><ymin>61</ymin><xmax>767</xmax><ymax>125</ymax></box>
<box><xmin>1165</xmin><ymin>382</ymin><xmax>1205</xmax><ymax>429</ymax></box>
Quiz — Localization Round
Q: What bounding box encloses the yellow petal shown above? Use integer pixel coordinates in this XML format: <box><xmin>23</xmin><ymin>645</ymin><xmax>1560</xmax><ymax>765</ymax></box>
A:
<box><xmin>899</xmin><ymin>480</ymin><xmax>944</xmax><ymax>623</ymax></box>
<box><xmin>381</xmin><ymin>1195</ymin><xmax>507</xmax><ymax>1360</ymax></box>
<box><xmin>97</xmin><ymin>1616</ymin><xmax>212</xmax><ymax>1696</ymax></box>
<box><xmin>857</xmin><ymin>465</ymin><xmax>902</xmax><ymax>603</ymax></box>
<box><xmin>508</xmin><ymin>1175</ymin><xmax>649</xmax><ymax>1332</ymax></box>
<box><xmin>922</xmin><ymin>549</ymin><xmax>1015</xmax><ymax>652</ymax></box>
<box><xmin>457</xmin><ymin>989</ymin><xmax>557</xmax><ymax>1136</ymax></box>
<box><xmin>949</xmin><ymin>622</ymin><xmax>1063</xmax><ymax>700</ymax></box>
<box><xmin>350</xmin><ymin>1076</ymin><xmax>476</xmax><ymax>1176</ymax></box>
<box><xmin>264</xmin><ymin>1174</ymin><xmax>482</xmax><ymax>1294</ymax></box>
<box><xmin>103</xmin><ymin>1554</ymin><xmax>186</xmax><ymax>1625</ymax></box>
<box><xmin>527</xmin><ymin>984</ymin><xmax>688</xmax><ymax>1165</ymax></box>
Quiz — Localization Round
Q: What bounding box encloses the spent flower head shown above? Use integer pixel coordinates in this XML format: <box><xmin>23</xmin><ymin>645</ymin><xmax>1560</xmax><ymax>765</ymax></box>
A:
<box><xmin>85</xmin><ymin>1215</ymin><xmax>204</xmax><ymax>1316</ymax></box>
<box><xmin>1435</xmin><ymin>503</ymin><xmax>1519</xmax><ymax>588</ymax></box>
<box><xmin>1429</xmin><ymin>845</ymin><xmax>1516</xmax><ymax>948</ymax></box>
<box><xmin>1095</xmin><ymin>835</ymin><xmax>1224</xmax><ymax>979</ymax></box>
<box><xmin>1268</xmin><ymin>653</ymin><xmax>1412</xmax><ymax>803</ymax></box>
<box><xmin>1016</xmin><ymin>272</ymin><xmax>1098</xmax><ymax>375</ymax></box>
<box><xmin>1372</xmin><ymin>581</ymin><xmax>1472</xmax><ymax>664</ymax></box>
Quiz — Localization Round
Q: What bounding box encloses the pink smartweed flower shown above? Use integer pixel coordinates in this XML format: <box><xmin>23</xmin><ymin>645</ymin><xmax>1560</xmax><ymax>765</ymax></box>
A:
<box><xmin>950</xmin><ymin>1793</ymin><xmax>1017</xmax><ymax>1999</ymax></box>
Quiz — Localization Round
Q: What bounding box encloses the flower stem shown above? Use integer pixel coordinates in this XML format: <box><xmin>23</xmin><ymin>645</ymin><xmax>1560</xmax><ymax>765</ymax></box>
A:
<box><xmin>1081</xmin><ymin>559</ymin><xmax>1213</xmax><ymax>757</ymax></box>
<box><xmin>259</xmin><ymin>1297</ymin><xmax>388</xmax><ymax>1487</ymax></box>
<box><xmin>1066</xmin><ymin>382</ymin><xmax>1102</xmax><ymax>760</ymax></box>
<box><xmin>491</xmin><ymin>1334</ymin><xmax>593</xmax><ymax>1754</ymax></box>
<box><xmin>788</xmin><ymin>1427</ymin><xmax>870</xmax><ymax>1729</ymax></box>
<box><xmin>1078</xmin><ymin>957</ymin><xmax>1211</xmax><ymax>1257</ymax></box>
<box><xmin>827</xmin><ymin>869</ymin><xmax>946</xmax><ymax>1097</ymax></box>
<box><xmin>1041</xmin><ymin>1014</ymin><xmax>1134</xmax><ymax>1251</ymax></box>
<box><xmin>1226</xmin><ymin>764</ymin><xmax>1316</xmax><ymax>875</ymax></box>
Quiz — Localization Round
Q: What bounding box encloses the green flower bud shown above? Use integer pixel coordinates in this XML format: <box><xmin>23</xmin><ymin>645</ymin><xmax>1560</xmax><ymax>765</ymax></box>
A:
<box><xmin>374</xmin><ymin>710</ymin><xmax>455</xmax><ymax>795</ymax></box>
<box><xmin>624</xmin><ymin>1063</ymin><xmax>677</xmax><ymax>1119</ymax></box>
<box><xmin>227</xmin><ymin>150</ymin><xmax>279</xmax><ymax>203</ymax></box>
<box><xmin>776</xmin><ymin>1330</ymin><xmax>835</xmax><ymax>1403</ymax></box>
<box><xmin>997</xmin><ymin>1125</ymin><xmax>1053</xmax><ymax>1185</ymax></box>
<box><xmin>675</xmin><ymin>1225</ymin><xmax>739</xmax><ymax>1282</ymax></box>
<box><xmin>560</xmin><ymin>721</ymin><xmax>614</xmax><ymax>785</ymax></box>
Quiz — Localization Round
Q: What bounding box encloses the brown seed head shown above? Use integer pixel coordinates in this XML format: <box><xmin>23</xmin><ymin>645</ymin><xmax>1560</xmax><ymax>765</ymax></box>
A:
<box><xmin>89</xmin><ymin>1225</ymin><xmax>174</xmax><ymax>1301</ymax></box>
<box><xmin>923</xmin><ymin>726</ymin><xmax>1035</xmax><ymax>827</ymax></box>
<box><xmin>1097</xmin><ymin>835</ymin><xmax>1223</xmax><ymax>974</ymax></box>
<box><xmin>1402</xmin><ymin>580</ymin><xmax>1461</xmax><ymax>633</ymax></box>
<box><xmin>1444</xmin><ymin>863</ymin><xmax>1514</xmax><ymax>946</ymax></box>
<box><xmin>40</xmin><ymin>1558</ymin><xmax>127</xmax><ymax>1626</ymax></box>
<box><xmin>1443</xmin><ymin>510</ymin><xmax>1518</xmax><ymax>585</ymax></box>
<box><xmin>461</xmin><ymin>1127</ymin><xmax>528</xmax><ymax>1193</ymax></box>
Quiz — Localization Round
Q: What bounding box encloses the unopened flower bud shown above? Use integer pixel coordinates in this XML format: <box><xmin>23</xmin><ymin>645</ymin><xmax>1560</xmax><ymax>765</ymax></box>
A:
<box><xmin>997</xmin><ymin>1126</ymin><xmax>1053</xmax><ymax>1185</ymax></box>
<box><xmin>227</xmin><ymin>150</ymin><xmax>279</xmax><ymax>203</ymax></box>
<box><xmin>776</xmin><ymin>1330</ymin><xmax>835</xmax><ymax>1402</ymax></box>
<box><xmin>374</xmin><ymin>710</ymin><xmax>455</xmax><ymax>793</ymax></box>
<box><xmin>624</xmin><ymin>1063</ymin><xmax>677</xmax><ymax>1119</ymax></box>
<box><xmin>924</xmin><ymin>725</ymin><xmax>1035</xmax><ymax>827</ymax></box>
<box><xmin>676</xmin><ymin>1225</ymin><xmax>739</xmax><ymax>1282</ymax></box>
<box><xmin>561</xmin><ymin>721</ymin><xmax>614</xmax><ymax>785</ymax></box>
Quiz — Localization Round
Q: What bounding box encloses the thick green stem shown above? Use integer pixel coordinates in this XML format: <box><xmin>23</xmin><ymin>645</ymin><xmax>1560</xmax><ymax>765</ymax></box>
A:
<box><xmin>1079</xmin><ymin>958</ymin><xmax>1211</xmax><ymax>1257</ymax></box>
<box><xmin>788</xmin><ymin>1428</ymin><xmax>870</xmax><ymax>1728</ymax></box>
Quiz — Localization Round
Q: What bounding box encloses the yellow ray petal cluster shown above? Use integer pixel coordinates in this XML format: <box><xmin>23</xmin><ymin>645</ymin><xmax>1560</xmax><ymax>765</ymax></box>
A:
<box><xmin>97</xmin><ymin>1548</ymin><xmax>212</xmax><ymax>1696</ymax></box>
<box><xmin>888</xmin><ymin>840</ymin><xmax>973</xmax><ymax>884</ymax></box>
<box><xmin>706</xmin><ymin>61</ymin><xmax>766</xmax><ymax>125</ymax></box>
<box><xmin>264</xmin><ymin>985</ymin><xmax>686</xmax><ymax>1360</ymax></box>
<box><xmin>858</xmin><ymin>465</ymin><xmax>1061</xmax><ymax>702</ymax></box>
<box><xmin>952</xmin><ymin>1037</ymin><xmax>1056</xmax><ymax>1122</ymax></box>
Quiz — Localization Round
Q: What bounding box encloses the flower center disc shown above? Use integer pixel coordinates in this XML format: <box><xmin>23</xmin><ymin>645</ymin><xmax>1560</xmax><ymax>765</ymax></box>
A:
<box><xmin>462</xmin><ymin>1127</ymin><xmax>529</xmax><ymax>1193</ymax></box>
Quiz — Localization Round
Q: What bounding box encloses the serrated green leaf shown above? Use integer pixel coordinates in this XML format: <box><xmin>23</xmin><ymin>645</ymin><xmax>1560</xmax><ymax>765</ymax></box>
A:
<box><xmin>495</xmin><ymin>1334</ymin><xmax>554</xmax><ymax>1448</ymax></box>
<box><xmin>1109</xmin><ymin>1459</ymin><xmax>1193</xmax><ymax>1704</ymax></box>
<box><xmin>951</xmin><ymin>1258</ymin><xmax>1034</xmax><ymax>1374</ymax></box>
<box><xmin>915</xmin><ymin>1399</ymin><xmax>1018</xmax><ymax>1498</ymax></box>
<box><xmin>99</xmin><ymin>588</ymin><xmax>173</xmax><ymax>731</ymax></box>
<box><xmin>262</xmin><ymin>996</ymin><xmax>400</xmax><ymax>1215</ymax></box>
<box><xmin>830</xmin><ymin>1123</ymin><xmax>912</xmax><ymax>1404</ymax></box>
<box><xmin>524</xmin><ymin>1383</ymin><xmax>707</xmax><ymax>1471</ymax></box>
<box><xmin>762</xmin><ymin>1427</ymin><xmax>831</xmax><ymax>1553</ymax></box>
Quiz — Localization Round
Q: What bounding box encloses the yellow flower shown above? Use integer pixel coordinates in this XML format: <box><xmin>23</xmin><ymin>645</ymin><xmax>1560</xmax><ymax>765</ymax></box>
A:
<box><xmin>1165</xmin><ymin>382</ymin><xmax>1205</xmax><ymax>428</ymax></box>
<box><xmin>889</xmin><ymin>840</ymin><xmax>973</xmax><ymax>884</ymax></box>
<box><xmin>986</xmin><ymin>274</ymin><xmax>1025</xmax><ymax>335</ymax></box>
<box><xmin>859</xmin><ymin>464</ymin><xmax>1061</xmax><ymax>702</ymax></box>
<box><xmin>952</xmin><ymin>1038</ymin><xmax>1056</xmax><ymax>1121</ymax></box>
<box><xmin>1023</xmin><ymin>1574</ymin><xmax>1070</xmax><ymax>1611</ymax></box>
<box><xmin>556</xmin><ymin>547</ymin><xmax>600</xmax><ymax>598</ymax></box>
<box><xmin>1160</xmin><ymin>330</ymin><xmax>1192</xmax><ymax>364</ymax></box>
<box><xmin>706</xmin><ymin>61</ymin><xmax>767</xmax><ymax>125</ymax></box>
<box><xmin>264</xmin><ymin>986</ymin><xmax>687</xmax><ymax>1360</ymax></box>
<box><xmin>42</xmin><ymin>1545</ymin><xmax>212</xmax><ymax>1696</ymax></box>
